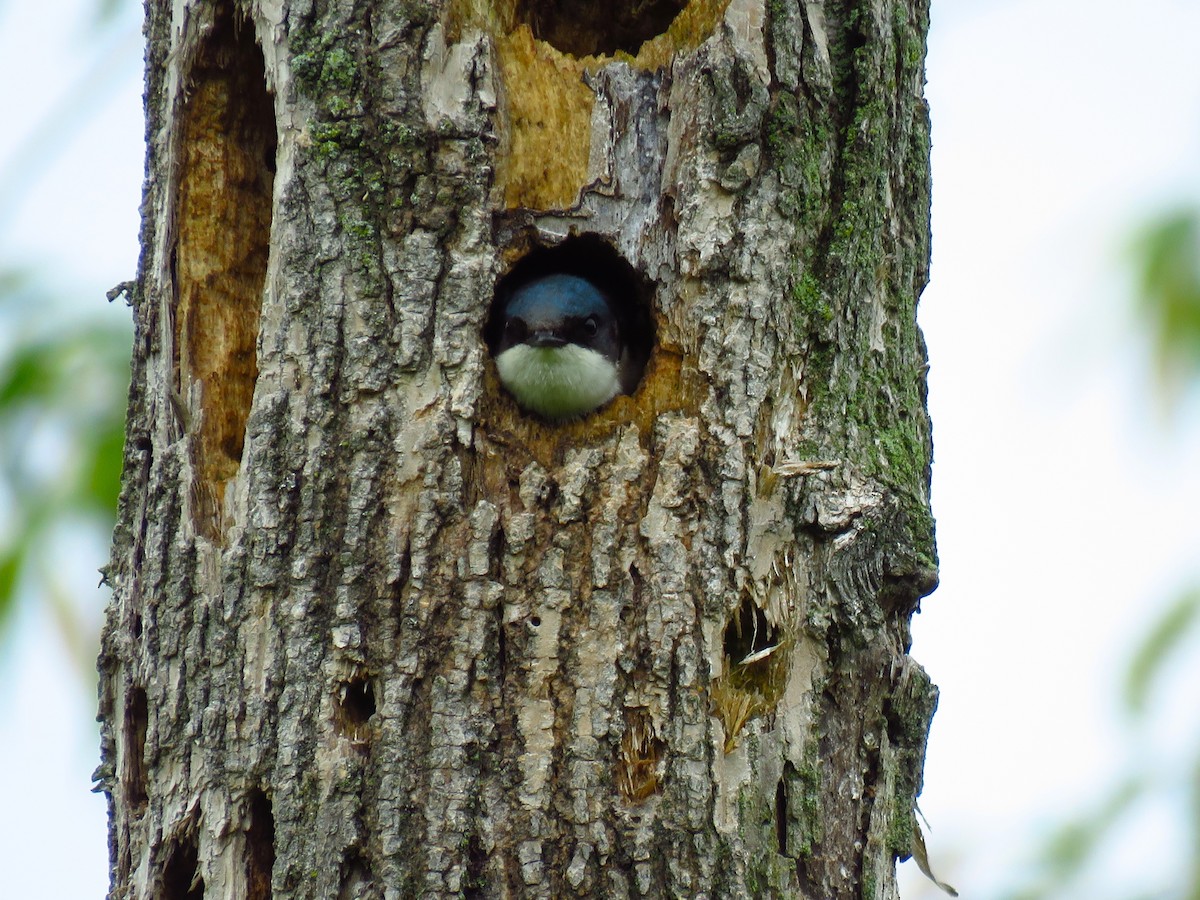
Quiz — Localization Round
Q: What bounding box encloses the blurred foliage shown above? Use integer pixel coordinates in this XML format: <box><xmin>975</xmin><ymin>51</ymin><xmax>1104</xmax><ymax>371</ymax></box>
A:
<box><xmin>1133</xmin><ymin>209</ymin><xmax>1200</xmax><ymax>401</ymax></box>
<box><xmin>0</xmin><ymin>0</ymin><xmax>139</xmax><ymax>678</ymax></box>
<box><xmin>1002</xmin><ymin>779</ymin><xmax>1143</xmax><ymax>900</ymax></box>
<box><xmin>0</xmin><ymin>271</ymin><xmax>131</xmax><ymax>673</ymax></box>
<box><xmin>1123</xmin><ymin>588</ymin><xmax>1200</xmax><ymax>718</ymax></box>
<box><xmin>994</xmin><ymin>213</ymin><xmax>1200</xmax><ymax>900</ymax></box>
<box><xmin>95</xmin><ymin>0</ymin><xmax>125</xmax><ymax>24</ymax></box>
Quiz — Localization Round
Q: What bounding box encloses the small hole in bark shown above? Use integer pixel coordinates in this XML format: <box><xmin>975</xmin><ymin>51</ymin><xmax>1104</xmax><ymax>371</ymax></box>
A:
<box><xmin>496</xmin><ymin>604</ymin><xmax>508</xmax><ymax>687</ymax></box>
<box><xmin>245</xmin><ymin>789</ymin><xmax>275</xmax><ymax>900</ymax></box>
<box><xmin>124</xmin><ymin>687</ymin><xmax>149</xmax><ymax>812</ymax></box>
<box><xmin>162</xmin><ymin>829</ymin><xmax>204</xmax><ymax>900</ymax></box>
<box><xmin>463</xmin><ymin>832</ymin><xmax>488</xmax><ymax>898</ymax></box>
<box><xmin>515</xmin><ymin>0</ymin><xmax>688</xmax><ymax>57</ymax></box>
<box><xmin>711</xmin><ymin>597</ymin><xmax>789</xmax><ymax>752</ymax></box>
<box><xmin>338</xmin><ymin>849</ymin><xmax>373</xmax><ymax>900</ymax></box>
<box><xmin>486</xmin><ymin>236</ymin><xmax>654</xmax><ymax>421</ymax></box>
<box><xmin>723</xmin><ymin>596</ymin><xmax>778</xmax><ymax>664</ymax></box>
<box><xmin>335</xmin><ymin>673</ymin><xmax>376</xmax><ymax>740</ymax></box>
<box><xmin>616</xmin><ymin>707</ymin><xmax>666</xmax><ymax>803</ymax></box>
<box><xmin>846</xmin><ymin>24</ymin><xmax>869</xmax><ymax>54</ymax></box>
<box><xmin>131</xmin><ymin>613</ymin><xmax>143</xmax><ymax>639</ymax></box>
<box><xmin>622</xmin><ymin>563</ymin><xmax>644</xmax><ymax>625</ymax></box>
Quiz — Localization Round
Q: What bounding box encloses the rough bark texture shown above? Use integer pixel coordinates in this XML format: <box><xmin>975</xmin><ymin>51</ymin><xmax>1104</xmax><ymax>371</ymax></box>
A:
<box><xmin>97</xmin><ymin>0</ymin><xmax>939</xmax><ymax>897</ymax></box>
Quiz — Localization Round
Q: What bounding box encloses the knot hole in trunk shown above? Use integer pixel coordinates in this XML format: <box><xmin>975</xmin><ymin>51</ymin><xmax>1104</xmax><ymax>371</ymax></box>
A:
<box><xmin>515</xmin><ymin>0</ymin><xmax>689</xmax><ymax>57</ymax></box>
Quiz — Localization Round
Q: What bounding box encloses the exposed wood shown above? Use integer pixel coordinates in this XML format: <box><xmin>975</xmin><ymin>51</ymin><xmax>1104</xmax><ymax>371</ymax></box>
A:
<box><xmin>173</xmin><ymin>2</ymin><xmax>276</xmax><ymax>536</ymax></box>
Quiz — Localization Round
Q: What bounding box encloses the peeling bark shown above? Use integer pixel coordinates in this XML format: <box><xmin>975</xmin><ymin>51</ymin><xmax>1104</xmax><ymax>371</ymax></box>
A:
<box><xmin>97</xmin><ymin>0</ymin><xmax>940</xmax><ymax>897</ymax></box>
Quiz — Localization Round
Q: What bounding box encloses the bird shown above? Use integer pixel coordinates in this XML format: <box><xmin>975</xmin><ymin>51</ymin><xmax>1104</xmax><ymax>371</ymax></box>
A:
<box><xmin>492</xmin><ymin>273</ymin><xmax>631</xmax><ymax>421</ymax></box>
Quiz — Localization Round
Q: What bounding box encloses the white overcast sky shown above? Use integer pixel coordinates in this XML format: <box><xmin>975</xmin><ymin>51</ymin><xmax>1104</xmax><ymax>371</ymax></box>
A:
<box><xmin>2</xmin><ymin>1</ymin><xmax>1200</xmax><ymax>898</ymax></box>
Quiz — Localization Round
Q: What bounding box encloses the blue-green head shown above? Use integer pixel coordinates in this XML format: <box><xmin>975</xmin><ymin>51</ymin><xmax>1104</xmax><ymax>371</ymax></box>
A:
<box><xmin>493</xmin><ymin>274</ymin><xmax>627</xmax><ymax>421</ymax></box>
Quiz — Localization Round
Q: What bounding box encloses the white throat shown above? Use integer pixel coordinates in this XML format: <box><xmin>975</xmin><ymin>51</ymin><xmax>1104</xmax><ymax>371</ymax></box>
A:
<box><xmin>495</xmin><ymin>343</ymin><xmax>621</xmax><ymax>420</ymax></box>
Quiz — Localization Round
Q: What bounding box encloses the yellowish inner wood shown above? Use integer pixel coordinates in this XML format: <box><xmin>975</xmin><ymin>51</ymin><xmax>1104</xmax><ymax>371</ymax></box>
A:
<box><xmin>449</xmin><ymin>0</ymin><xmax>732</xmax><ymax>210</ymax></box>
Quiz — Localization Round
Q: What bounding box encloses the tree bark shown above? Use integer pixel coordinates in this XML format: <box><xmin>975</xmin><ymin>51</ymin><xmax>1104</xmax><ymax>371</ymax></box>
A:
<box><xmin>97</xmin><ymin>0</ymin><xmax>939</xmax><ymax>897</ymax></box>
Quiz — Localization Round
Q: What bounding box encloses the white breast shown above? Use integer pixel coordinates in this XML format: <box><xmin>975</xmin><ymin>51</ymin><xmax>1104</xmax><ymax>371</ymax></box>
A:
<box><xmin>495</xmin><ymin>343</ymin><xmax>621</xmax><ymax>420</ymax></box>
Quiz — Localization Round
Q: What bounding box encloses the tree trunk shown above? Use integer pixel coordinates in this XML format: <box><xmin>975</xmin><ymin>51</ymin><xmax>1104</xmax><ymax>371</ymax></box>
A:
<box><xmin>96</xmin><ymin>0</ymin><xmax>939</xmax><ymax>897</ymax></box>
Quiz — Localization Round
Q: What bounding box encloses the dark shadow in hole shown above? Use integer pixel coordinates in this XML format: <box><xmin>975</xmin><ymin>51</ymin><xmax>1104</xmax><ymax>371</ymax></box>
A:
<box><xmin>124</xmin><ymin>687</ymin><xmax>149</xmax><ymax>812</ymax></box>
<box><xmin>516</xmin><ymin>0</ymin><xmax>689</xmax><ymax>57</ymax></box>
<box><xmin>246</xmin><ymin>789</ymin><xmax>275</xmax><ymax>900</ymax></box>
<box><xmin>776</xmin><ymin>777</ymin><xmax>788</xmax><ymax>856</ymax></box>
<box><xmin>162</xmin><ymin>830</ymin><xmax>204</xmax><ymax>900</ymax></box>
<box><xmin>462</xmin><ymin>832</ymin><xmax>489</xmax><ymax>899</ymax></box>
<box><xmin>723</xmin><ymin>596</ymin><xmax>779</xmax><ymax>664</ymax></box>
<box><xmin>335</xmin><ymin>673</ymin><xmax>377</xmax><ymax>738</ymax></box>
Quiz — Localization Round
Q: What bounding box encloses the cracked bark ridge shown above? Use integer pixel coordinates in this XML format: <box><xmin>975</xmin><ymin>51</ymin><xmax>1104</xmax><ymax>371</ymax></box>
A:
<box><xmin>98</xmin><ymin>0</ymin><xmax>939</xmax><ymax>897</ymax></box>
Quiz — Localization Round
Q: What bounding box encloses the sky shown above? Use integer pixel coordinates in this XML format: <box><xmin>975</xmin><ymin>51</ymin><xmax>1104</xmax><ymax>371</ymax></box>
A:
<box><xmin>907</xmin><ymin>0</ymin><xmax>1200</xmax><ymax>896</ymax></box>
<box><xmin>2</xmin><ymin>0</ymin><xmax>1200</xmax><ymax>897</ymax></box>
<box><xmin>0</xmin><ymin>2</ymin><xmax>143</xmax><ymax>897</ymax></box>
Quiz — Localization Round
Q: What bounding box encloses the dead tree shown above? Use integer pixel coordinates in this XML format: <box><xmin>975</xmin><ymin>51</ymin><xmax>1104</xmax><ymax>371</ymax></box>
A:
<box><xmin>97</xmin><ymin>0</ymin><xmax>941</xmax><ymax>896</ymax></box>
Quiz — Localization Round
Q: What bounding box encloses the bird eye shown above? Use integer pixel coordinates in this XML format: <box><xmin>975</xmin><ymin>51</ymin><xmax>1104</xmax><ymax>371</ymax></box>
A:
<box><xmin>505</xmin><ymin>317</ymin><xmax>527</xmax><ymax>342</ymax></box>
<box><xmin>582</xmin><ymin>316</ymin><xmax>599</xmax><ymax>338</ymax></box>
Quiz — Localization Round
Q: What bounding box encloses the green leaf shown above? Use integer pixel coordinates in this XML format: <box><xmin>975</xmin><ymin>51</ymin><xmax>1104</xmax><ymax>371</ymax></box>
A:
<box><xmin>1123</xmin><ymin>588</ymin><xmax>1200</xmax><ymax>717</ymax></box>
<box><xmin>1132</xmin><ymin>210</ymin><xmax>1200</xmax><ymax>390</ymax></box>
<box><xmin>0</xmin><ymin>273</ymin><xmax>132</xmax><ymax>639</ymax></box>
<box><xmin>0</xmin><ymin>549</ymin><xmax>20</xmax><ymax>638</ymax></box>
<box><xmin>81</xmin><ymin>418</ymin><xmax>128</xmax><ymax>514</ymax></box>
<box><xmin>0</xmin><ymin>340</ymin><xmax>57</xmax><ymax>406</ymax></box>
<box><xmin>1004</xmin><ymin>779</ymin><xmax>1142</xmax><ymax>900</ymax></box>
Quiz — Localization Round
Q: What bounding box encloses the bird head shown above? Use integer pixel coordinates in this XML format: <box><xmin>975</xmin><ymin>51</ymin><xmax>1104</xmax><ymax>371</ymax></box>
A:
<box><xmin>493</xmin><ymin>273</ymin><xmax>625</xmax><ymax>421</ymax></box>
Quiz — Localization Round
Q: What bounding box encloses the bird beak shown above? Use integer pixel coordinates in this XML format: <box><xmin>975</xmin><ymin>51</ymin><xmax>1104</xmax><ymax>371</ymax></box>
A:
<box><xmin>530</xmin><ymin>331</ymin><xmax>567</xmax><ymax>348</ymax></box>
